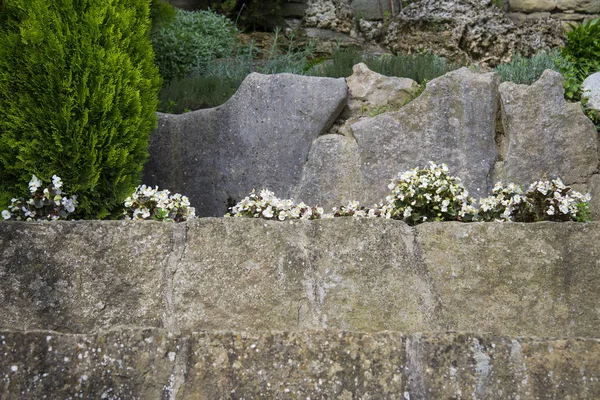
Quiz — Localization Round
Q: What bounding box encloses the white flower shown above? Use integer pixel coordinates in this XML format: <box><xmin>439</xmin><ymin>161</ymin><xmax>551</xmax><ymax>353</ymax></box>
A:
<box><xmin>547</xmin><ymin>205</ymin><xmax>555</xmax><ymax>215</ymax></box>
<box><xmin>403</xmin><ymin>206</ymin><xmax>412</xmax><ymax>219</ymax></box>
<box><xmin>52</xmin><ymin>175</ymin><xmax>63</xmax><ymax>189</ymax></box>
<box><xmin>262</xmin><ymin>206</ymin><xmax>274</xmax><ymax>218</ymax></box>
<box><xmin>2</xmin><ymin>210</ymin><xmax>11</xmax><ymax>220</ymax></box>
<box><xmin>29</xmin><ymin>175</ymin><xmax>42</xmax><ymax>193</ymax></box>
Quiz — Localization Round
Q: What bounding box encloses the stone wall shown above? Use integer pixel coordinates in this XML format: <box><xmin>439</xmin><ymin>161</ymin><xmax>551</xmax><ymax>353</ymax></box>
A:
<box><xmin>505</xmin><ymin>0</ymin><xmax>599</xmax><ymax>27</ymax></box>
<box><xmin>3</xmin><ymin>328</ymin><xmax>600</xmax><ymax>398</ymax></box>
<box><xmin>2</xmin><ymin>219</ymin><xmax>600</xmax><ymax>338</ymax></box>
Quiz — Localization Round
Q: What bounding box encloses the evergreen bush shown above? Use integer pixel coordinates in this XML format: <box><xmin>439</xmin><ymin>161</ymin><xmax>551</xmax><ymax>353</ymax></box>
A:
<box><xmin>150</xmin><ymin>8</ymin><xmax>238</xmax><ymax>82</ymax></box>
<box><xmin>0</xmin><ymin>0</ymin><xmax>161</xmax><ymax>219</ymax></box>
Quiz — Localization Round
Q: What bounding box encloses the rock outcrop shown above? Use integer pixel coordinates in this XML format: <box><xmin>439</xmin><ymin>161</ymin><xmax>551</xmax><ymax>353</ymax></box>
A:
<box><xmin>3</xmin><ymin>219</ymin><xmax>600</xmax><ymax>338</ymax></box>
<box><xmin>493</xmin><ymin>70</ymin><xmax>599</xmax><ymax>186</ymax></box>
<box><xmin>143</xmin><ymin>73</ymin><xmax>347</xmax><ymax>217</ymax></box>
<box><xmin>376</xmin><ymin>0</ymin><xmax>565</xmax><ymax>66</ymax></box>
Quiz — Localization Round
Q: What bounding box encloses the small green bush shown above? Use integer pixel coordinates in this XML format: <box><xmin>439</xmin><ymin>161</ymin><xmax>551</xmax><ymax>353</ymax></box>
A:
<box><xmin>0</xmin><ymin>0</ymin><xmax>161</xmax><ymax>219</ymax></box>
<box><xmin>316</xmin><ymin>47</ymin><xmax>364</xmax><ymax>78</ymax></box>
<box><xmin>151</xmin><ymin>8</ymin><xmax>238</xmax><ymax>82</ymax></box>
<box><xmin>150</xmin><ymin>0</ymin><xmax>176</xmax><ymax>32</ymax></box>
<box><xmin>494</xmin><ymin>51</ymin><xmax>560</xmax><ymax>85</ymax></box>
<box><xmin>159</xmin><ymin>74</ymin><xmax>242</xmax><ymax>113</ymax></box>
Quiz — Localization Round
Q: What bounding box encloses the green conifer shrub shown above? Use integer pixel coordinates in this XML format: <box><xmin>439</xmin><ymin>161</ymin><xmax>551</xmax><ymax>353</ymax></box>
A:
<box><xmin>0</xmin><ymin>0</ymin><xmax>161</xmax><ymax>219</ymax></box>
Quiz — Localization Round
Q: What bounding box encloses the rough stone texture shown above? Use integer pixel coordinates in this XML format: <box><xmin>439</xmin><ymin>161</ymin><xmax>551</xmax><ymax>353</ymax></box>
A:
<box><xmin>351</xmin><ymin>67</ymin><xmax>501</xmax><ymax>205</ymax></box>
<box><xmin>408</xmin><ymin>332</ymin><xmax>600</xmax><ymax>399</ymax></box>
<box><xmin>582</xmin><ymin>71</ymin><xmax>600</xmax><ymax>112</ymax></box>
<box><xmin>303</xmin><ymin>0</ymin><xmax>357</xmax><ymax>34</ymax></box>
<box><xmin>0</xmin><ymin>221</ymin><xmax>173</xmax><ymax>333</ymax></box>
<box><xmin>344</xmin><ymin>62</ymin><xmax>418</xmax><ymax>117</ymax></box>
<box><xmin>493</xmin><ymin>70</ymin><xmax>599</xmax><ymax>186</ymax></box>
<box><xmin>556</xmin><ymin>0</ymin><xmax>600</xmax><ymax>12</ymax></box>
<box><xmin>143</xmin><ymin>73</ymin><xmax>347</xmax><ymax>217</ymax></box>
<box><xmin>415</xmin><ymin>221</ymin><xmax>600</xmax><ymax>338</ymax></box>
<box><xmin>291</xmin><ymin>134</ymin><xmax>366</xmax><ymax>209</ymax></box>
<box><xmin>349</xmin><ymin>0</ymin><xmax>400</xmax><ymax>20</ymax></box>
<box><xmin>509</xmin><ymin>0</ymin><xmax>557</xmax><ymax>12</ymax></box>
<box><xmin>0</xmin><ymin>328</ymin><xmax>180</xmax><ymax>399</ymax></box>
<box><xmin>377</xmin><ymin>0</ymin><xmax>565</xmax><ymax>67</ymax></box>
<box><xmin>3</xmin><ymin>328</ymin><xmax>600</xmax><ymax>399</ymax></box>
<box><xmin>2</xmin><ymin>219</ymin><xmax>600</xmax><ymax>338</ymax></box>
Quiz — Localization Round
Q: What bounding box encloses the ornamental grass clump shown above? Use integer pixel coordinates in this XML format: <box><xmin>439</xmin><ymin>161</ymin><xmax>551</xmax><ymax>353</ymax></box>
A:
<box><xmin>479</xmin><ymin>179</ymin><xmax>591</xmax><ymax>222</ymax></box>
<box><xmin>2</xmin><ymin>175</ymin><xmax>77</xmax><ymax>221</ymax></box>
<box><xmin>123</xmin><ymin>185</ymin><xmax>196</xmax><ymax>222</ymax></box>
<box><xmin>384</xmin><ymin>162</ymin><xmax>478</xmax><ymax>225</ymax></box>
<box><xmin>226</xmin><ymin>189</ymin><xmax>326</xmax><ymax>220</ymax></box>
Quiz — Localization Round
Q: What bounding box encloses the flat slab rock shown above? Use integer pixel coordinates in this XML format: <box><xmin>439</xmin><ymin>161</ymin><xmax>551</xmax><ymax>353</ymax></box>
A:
<box><xmin>2</xmin><ymin>328</ymin><xmax>599</xmax><ymax>399</ymax></box>
<box><xmin>2</xmin><ymin>219</ymin><xmax>600</xmax><ymax>338</ymax></box>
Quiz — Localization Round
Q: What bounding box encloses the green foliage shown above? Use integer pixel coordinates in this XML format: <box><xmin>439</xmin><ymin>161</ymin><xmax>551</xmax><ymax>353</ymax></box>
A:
<box><xmin>151</xmin><ymin>8</ymin><xmax>237</xmax><ymax>82</ymax></box>
<box><xmin>157</xmin><ymin>31</ymin><xmax>317</xmax><ymax>113</ymax></box>
<box><xmin>150</xmin><ymin>0</ymin><xmax>176</xmax><ymax>32</ymax></box>
<box><xmin>562</xmin><ymin>18</ymin><xmax>600</xmax><ymax>79</ymax></box>
<box><xmin>159</xmin><ymin>74</ymin><xmax>242</xmax><ymax>113</ymax></box>
<box><xmin>316</xmin><ymin>47</ymin><xmax>364</xmax><ymax>78</ymax></box>
<box><xmin>367</xmin><ymin>52</ymin><xmax>458</xmax><ymax>84</ymax></box>
<box><xmin>315</xmin><ymin>47</ymin><xmax>457</xmax><ymax>84</ymax></box>
<box><xmin>0</xmin><ymin>0</ymin><xmax>161</xmax><ymax>219</ymax></box>
<box><xmin>494</xmin><ymin>51</ymin><xmax>560</xmax><ymax>85</ymax></box>
<box><xmin>193</xmin><ymin>0</ymin><xmax>284</xmax><ymax>31</ymax></box>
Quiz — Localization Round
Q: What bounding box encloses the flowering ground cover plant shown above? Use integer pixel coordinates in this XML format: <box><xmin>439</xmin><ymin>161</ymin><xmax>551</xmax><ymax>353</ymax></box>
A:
<box><xmin>385</xmin><ymin>162</ymin><xmax>478</xmax><ymax>225</ymax></box>
<box><xmin>226</xmin><ymin>189</ymin><xmax>326</xmax><ymax>220</ymax></box>
<box><xmin>227</xmin><ymin>162</ymin><xmax>592</xmax><ymax>225</ymax></box>
<box><xmin>123</xmin><ymin>185</ymin><xmax>196</xmax><ymax>222</ymax></box>
<box><xmin>1</xmin><ymin>175</ymin><xmax>78</xmax><ymax>221</ymax></box>
<box><xmin>479</xmin><ymin>179</ymin><xmax>591</xmax><ymax>222</ymax></box>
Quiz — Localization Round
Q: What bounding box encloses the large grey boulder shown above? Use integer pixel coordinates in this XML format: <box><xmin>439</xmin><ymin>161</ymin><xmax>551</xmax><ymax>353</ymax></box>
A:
<box><xmin>493</xmin><ymin>69</ymin><xmax>599</xmax><ymax>186</ymax></box>
<box><xmin>582</xmin><ymin>71</ymin><xmax>600</xmax><ymax>112</ymax></box>
<box><xmin>143</xmin><ymin>73</ymin><xmax>347</xmax><ymax>217</ymax></box>
<box><xmin>3</xmin><ymin>328</ymin><xmax>600</xmax><ymax>399</ymax></box>
<box><xmin>3</xmin><ymin>219</ymin><xmax>600</xmax><ymax>338</ymax></box>
<box><xmin>350</xmin><ymin>67</ymin><xmax>501</xmax><ymax>205</ymax></box>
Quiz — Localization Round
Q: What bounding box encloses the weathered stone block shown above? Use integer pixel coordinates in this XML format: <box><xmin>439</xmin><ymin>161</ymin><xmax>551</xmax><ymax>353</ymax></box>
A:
<box><xmin>351</xmin><ymin>67</ymin><xmax>501</xmax><ymax>205</ymax></box>
<box><xmin>509</xmin><ymin>0</ymin><xmax>557</xmax><ymax>12</ymax></box>
<box><xmin>0</xmin><ymin>221</ymin><xmax>172</xmax><ymax>333</ymax></box>
<box><xmin>493</xmin><ymin>70</ymin><xmax>599</xmax><ymax>186</ymax></box>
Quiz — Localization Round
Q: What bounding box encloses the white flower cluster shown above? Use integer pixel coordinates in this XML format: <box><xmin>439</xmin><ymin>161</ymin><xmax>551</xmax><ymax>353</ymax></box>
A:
<box><xmin>2</xmin><ymin>175</ymin><xmax>78</xmax><ymax>221</ymax></box>
<box><xmin>226</xmin><ymin>163</ymin><xmax>593</xmax><ymax>225</ymax></box>
<box><xmin>123</xmin><ymin>185</ymin><xmax>196</xmax><ymax>222</ymax></box>
<box><xmin>332</xmin><ymin>200</ymin><xmax>391</xmax><ymax>219</ymax></box>
<box><xmin>226</xmin><ymin>189</ymin><xmax>327</xmax><ymax>220</ymax></box>
<box><xmin>385</xmin><ymin>162</ymin><xmax>478</xmax><ymax>224</ymax></box>
<box><xmin>480</xmin><ymin>179</ymin><xmax>591</xmax><ymax>222</ymax></box>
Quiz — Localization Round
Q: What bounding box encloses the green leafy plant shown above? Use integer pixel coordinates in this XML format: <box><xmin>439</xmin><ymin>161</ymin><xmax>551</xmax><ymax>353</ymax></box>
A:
<box><xmin>123</xmin><ymin>185</ymin><xmax>196</xmax><ymax>222</ymax></box>
<box><xmin>151</xmin><ymin>8</ymin><xmax>238</xmax><ymax>82</ymax></box>
<box><xmin>2</xmin><ymin>175</ymin><xmax>78</xmax><ymax>221</ymax></box>
<box><xmin>494</xmin><ymin>51</ymin><xmax>561</xmax><ymax>85</ymax></box>
<box><xmin>0</xmin><ymin>0</ymin><xmax>161</xmax><ymax>219</ymax></box>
